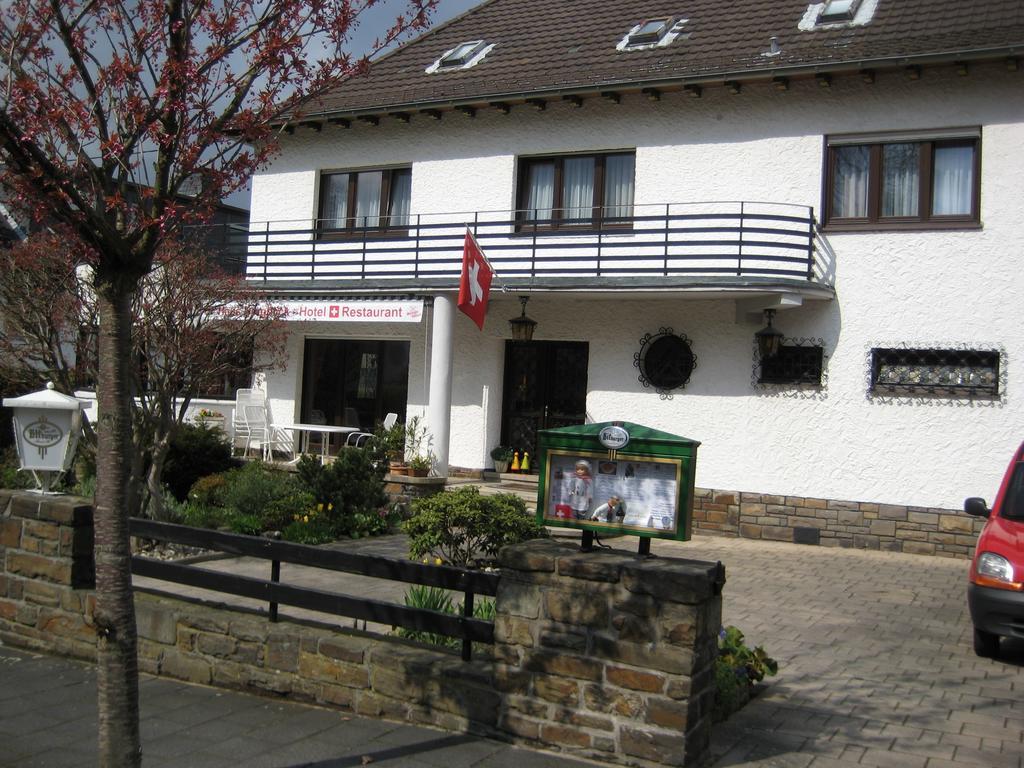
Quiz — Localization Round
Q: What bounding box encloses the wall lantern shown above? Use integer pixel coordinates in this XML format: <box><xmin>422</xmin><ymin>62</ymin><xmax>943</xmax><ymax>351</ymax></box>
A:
<box><xmin>755</xmin><ymin>309</ymin><xmax>784</xmax><ymax>359</ymax></box>
<box><xmin>2</xmin><ymin>382</ymin><xmax>87</xmax><ymax>493</ymax></box>
<box><xmin>509</xmin><ymin>295</ymin><xmax>537</xmax><ymax>341</ymax></box>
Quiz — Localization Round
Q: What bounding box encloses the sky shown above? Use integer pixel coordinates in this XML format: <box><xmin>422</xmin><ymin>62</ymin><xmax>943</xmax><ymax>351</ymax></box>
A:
<box><xmin>350</xmin><ymin>0</ymin><xmax>485</xmax><ymax>58</ymax></box>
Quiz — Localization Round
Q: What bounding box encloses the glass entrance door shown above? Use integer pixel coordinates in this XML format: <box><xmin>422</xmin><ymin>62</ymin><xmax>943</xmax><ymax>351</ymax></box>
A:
<box><xmin>300</xmin><ymin>338</ymin><xmax>409</xmax><ymax>438</ymax></box>
<box><xmin>501</xmin><ymin>341</ymin><xmax>589</xmax><ymax>470</ymax></box>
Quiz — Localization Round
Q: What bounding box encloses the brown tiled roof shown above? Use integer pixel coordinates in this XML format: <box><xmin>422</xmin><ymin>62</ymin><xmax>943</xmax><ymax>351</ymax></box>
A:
<box><xmin>301</xmin><ymin>0</ymin><xmax>1024</xmax><ymax>118</ymax></box>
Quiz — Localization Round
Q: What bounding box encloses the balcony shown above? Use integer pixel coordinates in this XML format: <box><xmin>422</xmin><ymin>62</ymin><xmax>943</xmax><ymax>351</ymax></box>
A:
<box><xmin>207</xmin><ymin>202</ymin><xmax>835</xmax><ymax>294</ymax></box>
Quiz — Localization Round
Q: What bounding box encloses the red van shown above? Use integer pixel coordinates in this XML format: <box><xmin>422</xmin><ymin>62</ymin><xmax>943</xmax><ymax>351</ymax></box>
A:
<box><xmin>965</xmin><ymin>441</ymin><xmax>1024</xmax><ymax>658</ymax></box>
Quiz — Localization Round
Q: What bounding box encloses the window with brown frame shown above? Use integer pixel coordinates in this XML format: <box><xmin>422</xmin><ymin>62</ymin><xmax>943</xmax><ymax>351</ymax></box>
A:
<box><xmin>824</xmin><ymin>132</ymin><xmax>980</xmax><ymax>230</ymax></box>
<box><xmin>517</xmin><ymin>151</ymin><xmax>635</xmax><ymax>229</ymax></box>
<box><xmin>317</xmin><ymin>167</ymin><xmax>411</xmax><ymax>235</ymax></box>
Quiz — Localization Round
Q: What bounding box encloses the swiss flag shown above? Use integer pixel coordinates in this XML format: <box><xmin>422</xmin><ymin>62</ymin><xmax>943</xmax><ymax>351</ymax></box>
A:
<box><xmin>457</xmin><ymin>228</ymin><xmax>493</xmax><ymax>330</ymax></box>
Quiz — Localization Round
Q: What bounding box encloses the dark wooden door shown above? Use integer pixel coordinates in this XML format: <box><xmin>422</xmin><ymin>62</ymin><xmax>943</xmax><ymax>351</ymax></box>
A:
<box><xmin>501</xmin><ymin>341</ymin><xmax>588</xmax><ymax>470</ymax></box>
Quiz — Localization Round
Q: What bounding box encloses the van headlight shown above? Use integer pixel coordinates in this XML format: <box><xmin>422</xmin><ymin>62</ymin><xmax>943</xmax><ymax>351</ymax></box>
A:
<box><xmin>976</xmin><ymin>552</ymin><xmax>1020</xmax><ymax>589</ymax></box>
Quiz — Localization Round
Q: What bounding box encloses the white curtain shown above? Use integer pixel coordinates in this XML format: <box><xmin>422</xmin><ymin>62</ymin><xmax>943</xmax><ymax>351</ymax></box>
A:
<box><xmin>603</xmin><ymin>154</ymin><xmax>635</xmax><ymax>219</ymax></box>
<box><xmin>932</xmin><ymin>145</ymin><xmax>973</xmax><ymax>215</ymax></box>
<box><xmin>322</xmin><ymin>173</ymin><xmax>349</xmax><ymax>227</ymax></box>
<box><xmin>562</xmin><ymin>157</ymin><xmax>595</xmax><ymax>222</ymax></box>
<box><xmin>355</xmin><ymin>170</ymin><xmax>382</xmax><ymax>227</ymax></box>
<box><xmin>388</xmin><ymin>170</ymin><xmax>411</xmax><ymax>227</ymax></box>
<box><xmin>832</xmin><ymin>145</ymin><xmax>868</xmax><ymax>218</ymax></box>
<box><xmin>881</xmin><ymin>144</ymin><xmax>919</xmax><ymax>217</ymax></box>
<box><xmin>525</xmin><ymin>163</ymin><xmax>554</xmax><ymax>221</ymax></box>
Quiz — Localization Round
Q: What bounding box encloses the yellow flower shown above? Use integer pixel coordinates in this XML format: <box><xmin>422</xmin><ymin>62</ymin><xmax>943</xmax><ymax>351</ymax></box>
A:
<box><xmin>434</xmin><ymin>557</ymin><xmax>443</xmax><ymax>566</ymax></box>
<box><xmin>327</xmin><ymin>502</ymin><xmax>333</xmax><ymax>511</ymax></box>
<box><xmin>292</xmin><ymin>514</ymin><xmax>299</xmax><ymax>521</ymax></box>
<box><xmin>317</xmin><ymin>503</ymin><xmax>323</xmax><ymax>512</ymax></box>
<box><xmin>303</xmin><ymin>515</ymin><xmax>309</xmax><ymax>523</ymax></box>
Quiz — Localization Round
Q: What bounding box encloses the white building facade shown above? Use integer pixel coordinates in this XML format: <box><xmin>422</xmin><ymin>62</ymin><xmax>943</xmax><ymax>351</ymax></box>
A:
<box><xmin>241</xmin><ymin>0</ymin><xmax>1024</xmax><ymax>550</ymax></box>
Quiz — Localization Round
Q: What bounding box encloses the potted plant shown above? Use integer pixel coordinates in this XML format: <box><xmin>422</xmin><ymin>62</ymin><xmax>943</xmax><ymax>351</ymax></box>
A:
<box><xmin>196</xmin><ymin>408</ymin><xmax>226</xmax><ymax>432</ymax></box>
<box><xmin>373</xmin><ymin>419</ymin><xmax>407</xmax><ymax>475</ymax></box>
<box><xmin>405</xmin><ymin>416</ymin><xmax>432</xmax><ymax>477</ymax></box>
<box><xmin>490</xmin><ymin>445</ymin><xmax>513</xmax><ymax>474</ymax></box>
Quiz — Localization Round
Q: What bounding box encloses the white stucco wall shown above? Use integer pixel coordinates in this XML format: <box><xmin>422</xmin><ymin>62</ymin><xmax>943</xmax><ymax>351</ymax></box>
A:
<box><xmin>252</xmin><ymin>61</ymin><xmax>1024</xmax><ymax>510</ymax></box>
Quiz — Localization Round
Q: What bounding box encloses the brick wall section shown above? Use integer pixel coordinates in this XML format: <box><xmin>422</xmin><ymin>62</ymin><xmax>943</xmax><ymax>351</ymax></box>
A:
<box><xmin>691</xmin><ymin>487</ymin><xmax>985</xmax><ymax>559</ymax></box>
<box><xmin>0</xmin><ymin>491</ymin><xmax>722</xmax><ymax>768</ymax></box>
<box><xmin>494</xmin><ymin>539</ymin><xmax>721</xmax><ymax>767</ymax></box>
<box><xmin>0</xmin><ymin>490</ymin><xmax>96</xmax><ymax>660</ymax></box>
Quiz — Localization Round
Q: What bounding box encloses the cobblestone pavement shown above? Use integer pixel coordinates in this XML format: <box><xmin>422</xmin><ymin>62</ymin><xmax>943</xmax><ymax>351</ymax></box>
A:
<box><xmin>652</xmin><ymin>536</ymin><xmax>1024</xmax><ymax>768</ymax></box>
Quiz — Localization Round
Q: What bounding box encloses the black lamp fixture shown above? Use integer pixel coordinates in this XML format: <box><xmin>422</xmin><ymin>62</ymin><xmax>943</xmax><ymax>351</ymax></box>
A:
<box><xmin>755</xmin><ymin>309</ymin><xmax>784</xmax><ymax>359</ymax></box>
<box><xmin>508</xmin><ymin>295</ymin><xmax>537</xmax><ymax>341</ymax></box>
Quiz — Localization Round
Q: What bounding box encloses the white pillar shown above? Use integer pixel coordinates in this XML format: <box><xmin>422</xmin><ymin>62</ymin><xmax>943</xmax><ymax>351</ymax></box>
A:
<box><xmin>427</xmin><ymin>293</ymin><xmax>455</xmax><ymax>476</ymax></box>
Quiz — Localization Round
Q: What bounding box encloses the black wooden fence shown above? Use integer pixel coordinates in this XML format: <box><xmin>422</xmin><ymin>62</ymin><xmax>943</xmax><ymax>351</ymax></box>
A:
<box><xmin>129</xmin><ymin>519</ymin><xmax>500</xmax><ymax>661</ymax></box>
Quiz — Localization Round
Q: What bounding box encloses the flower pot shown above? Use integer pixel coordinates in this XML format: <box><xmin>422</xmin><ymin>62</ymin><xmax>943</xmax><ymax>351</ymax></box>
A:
<box><xmin>409</xmin><ymin>467</ymin><xmax>429</xmax><ymax>477</ymax></box>
<box><xmin>389</xmin><ymin>461</ymin><xmax>409</xmax><ymax>476</ymax></box>
<box><xmin>493</xmin><ymin>460</ymin><xmax>509</xmax><ymax>474</ymax></box>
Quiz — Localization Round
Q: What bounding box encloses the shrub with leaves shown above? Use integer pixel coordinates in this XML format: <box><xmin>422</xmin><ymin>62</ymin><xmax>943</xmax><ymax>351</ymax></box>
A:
<box><xmin>0</xmin><ymin>447</ymin><xmax>32</xmax><ymax>489</ymax></box>
<box><xmin>163</xmin><ymin>422</ymin><xmax>238</xmax><ymax>501</ymax></box>
<box><xmin>713</xmin><ymin>625</ymin><xmax>778</xmax><ymax>722</ymax></box>
<box><xmin>220</xmin><ymin>461</ymin><xmax>301</xmax><ymax>523</ymax></box>
<box><xmin>403</xmin><ymin>486</ymin><xmax>546</xmax><ymax>567</ymax></box>
<box><xmin>296</xmin><ymin>450</ymin><xmax>389</xmax><ymax>535</ymax></box>
<box><xmin>395</xmin><ymin>585</ymin><xmax>496</xmax><ymax>649</ymax></box>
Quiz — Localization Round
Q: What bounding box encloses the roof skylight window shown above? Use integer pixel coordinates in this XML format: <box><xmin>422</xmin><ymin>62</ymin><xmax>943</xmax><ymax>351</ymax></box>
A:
<box><xmin>628</xmin><ymin>17</ymin><xmax>674</xmax><ymax>46</ymax></box>
<box><xmin>819</xmin><ymin>0</ymin><xmax>862</xmax><ymax>23</ymax></box>
<box><xmin>438</xmin><ymin>40</ymin><xmax>486</xmax><ymax>68</ymax></box>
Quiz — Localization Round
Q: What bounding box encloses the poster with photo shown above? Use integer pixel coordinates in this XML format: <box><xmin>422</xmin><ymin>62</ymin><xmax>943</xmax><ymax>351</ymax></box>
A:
<box><xmin>543</xmin><ymin>450</ymin><xmax>681</xmax><ymax>534</ymax></box>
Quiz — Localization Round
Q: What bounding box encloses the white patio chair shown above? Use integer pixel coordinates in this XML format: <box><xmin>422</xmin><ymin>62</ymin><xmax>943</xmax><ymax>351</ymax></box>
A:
<box><xmin>346</xmin><ymin>411</ymin><xmax>398</xmax><ymax>448</ymax></box>
<box><xmin>231</xmin><ymin>388</ymin><xmax>266</xmax><ymax>456</ymax></box>
<box><xmin>241</xmin><ymin>404</ymin><xmax>270</xmax><ymax>460</ymax></box>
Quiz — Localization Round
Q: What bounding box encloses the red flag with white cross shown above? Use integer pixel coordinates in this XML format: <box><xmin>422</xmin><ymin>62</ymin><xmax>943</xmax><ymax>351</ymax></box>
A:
<box><xmin>457</xmin><ymin>228</ymin><xmax>493</xmax><ymax>330</ymax></box>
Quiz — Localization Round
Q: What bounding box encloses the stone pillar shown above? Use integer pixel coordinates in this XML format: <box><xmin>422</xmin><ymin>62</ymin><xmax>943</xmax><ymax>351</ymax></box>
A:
<box><xmin>0</xmin><ymin>490</ymin><xmax>96</xmax><ymax>659</ymax></box>
<box><xmin>426</xmin><ymin>293</ymin><xmax>455</xmax><ymax>476</ymax></box>
<box><xmin>494</xmin><ymin>539</ymin><xmax>723</xmax><ymax>767</ymax></box>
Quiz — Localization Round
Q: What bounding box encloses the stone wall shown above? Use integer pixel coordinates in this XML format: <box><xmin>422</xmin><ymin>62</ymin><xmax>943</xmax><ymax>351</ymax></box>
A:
<box><xmin>0</xmin><ymin>490</ymin><xmax>723</xmax><ymax>767</ymax></box>
<box><xmin>692</xmin><ymin>487</ymin><xmax>985</xmax><ymax>559</ymax></box>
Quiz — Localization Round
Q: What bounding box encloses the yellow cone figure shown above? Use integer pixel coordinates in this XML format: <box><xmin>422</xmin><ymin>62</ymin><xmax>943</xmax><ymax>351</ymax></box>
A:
<box><xmin>521</xmin><ymin>452</ymin><xmax>530</xmax><ymax>472</ymax></box>
<box><xmin>511</xmin><ymin>450</ymin><xmax>520</xmax><ymax>472</ymax></box>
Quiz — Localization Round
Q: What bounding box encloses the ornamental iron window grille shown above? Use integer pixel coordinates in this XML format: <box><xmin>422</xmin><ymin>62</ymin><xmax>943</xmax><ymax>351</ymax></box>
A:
<box><xmin>870</xmin><ymin>347</ymin><xmax>999</xmax><ymax>397</ymax></box>
<box><xmin>759</xmin><ymin>343</ymin><xmax>824</xmax><ymax>385</ymax></box>
<box><xmin>634</xmin><ymin>328</ymin><xmax>696</xmax><ymax>397</ymax></box>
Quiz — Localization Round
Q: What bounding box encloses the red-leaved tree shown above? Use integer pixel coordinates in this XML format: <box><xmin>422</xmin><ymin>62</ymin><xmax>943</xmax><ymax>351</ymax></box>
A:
<box><xmin>0</xmin><ymin>2</ymin><xmax>435</xmax><ymax>764</ymax></box>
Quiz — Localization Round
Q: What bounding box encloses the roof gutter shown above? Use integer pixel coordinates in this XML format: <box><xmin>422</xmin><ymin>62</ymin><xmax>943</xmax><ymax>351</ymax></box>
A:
<box><xmin>287</xmin><ymin>44</ymin><xmax>1022</xmax><ymax>126</ymax></box>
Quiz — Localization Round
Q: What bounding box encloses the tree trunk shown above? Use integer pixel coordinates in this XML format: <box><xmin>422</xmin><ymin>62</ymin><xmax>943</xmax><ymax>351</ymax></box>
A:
<box><xmin>93</xmin><ymin>279</ymin><xmax>142</xmax><ymax>767</ymax></box>
<box><xmin>145</xmin><ymin>435</ymin><xmax>173</xmax><ymax>520</ymax></box>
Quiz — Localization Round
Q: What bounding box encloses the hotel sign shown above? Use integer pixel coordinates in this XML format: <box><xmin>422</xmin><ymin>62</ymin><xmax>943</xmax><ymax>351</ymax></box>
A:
<box><xmin>280</xmin><ymin>300</ymin><xmax>423</xmax><ymax>323</ymax></box>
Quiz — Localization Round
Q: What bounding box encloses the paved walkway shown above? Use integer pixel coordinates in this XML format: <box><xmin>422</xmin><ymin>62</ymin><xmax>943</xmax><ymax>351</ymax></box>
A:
<box><xmin>3</xmin><ymin>534</ymin><xmax>1023</xmax><ymax>767</ymax></box>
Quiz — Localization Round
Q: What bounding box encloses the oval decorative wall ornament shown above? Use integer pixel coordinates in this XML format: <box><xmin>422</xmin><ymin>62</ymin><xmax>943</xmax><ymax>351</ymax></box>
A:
<box><xmin>598</xmin><ymin>425</ymin><xmax>630</xmax><ymax>450</ymax></box>
<box><xmin>634</xmin><ymin>328</ymin><xmax>697</xmax><ymax>397</ymax></box>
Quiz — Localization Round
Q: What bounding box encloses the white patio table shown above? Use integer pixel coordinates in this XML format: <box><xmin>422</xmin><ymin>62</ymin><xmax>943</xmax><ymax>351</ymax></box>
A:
<box><xmin>277</xmin><ymin>423</ymin><xmax>359</xmax><ymax>461</ymax></box>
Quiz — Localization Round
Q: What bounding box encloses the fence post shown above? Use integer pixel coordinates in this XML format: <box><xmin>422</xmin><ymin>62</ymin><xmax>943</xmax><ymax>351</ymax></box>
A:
<box><xmin>461</xmin><ymin>589</ymin><xmax>475</xmax><ymax>661</ymax></box>
<box><xmin>737</xmin><ymin>201</ymin><xmax>745</xmax><ymax>276</ymax></box>
<box><xmin>807</xmin><ymin>207</ymin><xmax>816</xmax><ymax>281</ymax></box>
<box><xmin>269</xmin><ymin>560</ymin><xmax>280</xmax><ymax>623</ymax></box>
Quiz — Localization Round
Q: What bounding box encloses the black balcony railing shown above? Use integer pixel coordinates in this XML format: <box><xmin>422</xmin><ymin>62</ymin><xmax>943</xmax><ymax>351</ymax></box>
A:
<box><xmin>198</xmin><ymin>202</ymin><xmax>825</xmax><ymax>284</ymax></box>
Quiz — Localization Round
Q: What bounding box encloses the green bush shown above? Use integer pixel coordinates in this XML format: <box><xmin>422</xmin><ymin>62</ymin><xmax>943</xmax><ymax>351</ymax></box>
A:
<box><xmin>181</xmin><ymin>503</ymin><xmax>233</xmax><ymax>530</ymax></box>
<box><xmin>220</xmin><ymin>461</ymin><xmax>300</xmax><ymax>522</ymax></box>
<box><xmin>713</xmin><ymin>625</ymin><xmax>778</xmax><ymax>723</ymax></box>
<box><xmin>164</xmin><ymin>422</ymin><xmax>237</xmax><ymax>501</ymax></box>
<box><xmin>403</xmin><ymin>485</ymin><xmax>546</xmax><ymax>567</ymax></box>
<box><xmin>263</xmin><ymin>490</ymin><xmax>316</xmax><ymax>533</ymax></box>
<box><xmin>0</xmin><ymin>447</ymin><xmax>32</xmax><ymax>489</ymax></box>
<box><xmin>188</xmin><ymin>473</ymin><xmax>229</xmax><ymax>508</ymax></box>
<box><xmin>296</xmin><ymin>451</ymin><xmax>389</xmax><ymax>537</ymax></box>
<box><xmin>395</xmin><ymin>585</ymin><xmax>496</xmax><ymax>649</ymax></box>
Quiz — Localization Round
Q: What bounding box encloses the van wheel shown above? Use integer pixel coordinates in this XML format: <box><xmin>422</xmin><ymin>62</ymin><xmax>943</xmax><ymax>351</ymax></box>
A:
<box><xmin>973</xmin><ymin>627</ymin><xmax>1000</xmax><ymax>658</ymax></box>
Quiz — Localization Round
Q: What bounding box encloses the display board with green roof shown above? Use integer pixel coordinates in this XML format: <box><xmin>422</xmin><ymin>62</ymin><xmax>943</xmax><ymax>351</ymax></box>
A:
<box><xmin>536</xmin><ymin>421</ymin><xmax>699</xmax><ymax>546</ymax></box>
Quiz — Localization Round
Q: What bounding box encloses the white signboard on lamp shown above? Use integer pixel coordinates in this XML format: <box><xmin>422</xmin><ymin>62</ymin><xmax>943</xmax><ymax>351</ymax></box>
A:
<box><xmin>279</xmin><ymin>300</ymin><xmax>423</xmax><ymax>323</ymax></box>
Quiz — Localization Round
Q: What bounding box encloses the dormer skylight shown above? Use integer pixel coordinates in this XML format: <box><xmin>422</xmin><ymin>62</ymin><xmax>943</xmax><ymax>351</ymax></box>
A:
<box><xmin>618</xmin><ymin>16</ymin><xmax>688</xmax><ymax>52</ymax></box>
<box><xmin>629</xmin><ymin>18</ymin><xmax>673</xmax><ymax>46</ymax></box>
<box><xmin>799</xmin><ymin>0</ymin><xmax>876</xmax><ymax>31</ymax></box>
<box><xmin>439</xmin><ymin>40</ymin><xmax>485</xmax><ymax>68</ymax></box>
<box><xmin>819</xmin><ymin>0</ymin><xmax>862</xmax><ymax>23</ymax></box>
<box><xmin>426</xmin><ymin>40</ymin><xmax>494</xmax><ymax>73</ymax></box>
